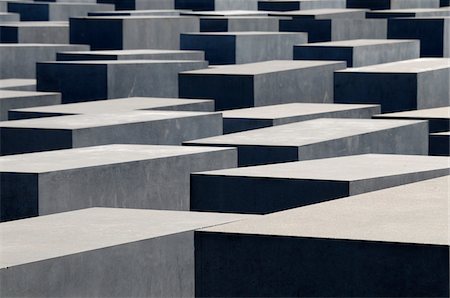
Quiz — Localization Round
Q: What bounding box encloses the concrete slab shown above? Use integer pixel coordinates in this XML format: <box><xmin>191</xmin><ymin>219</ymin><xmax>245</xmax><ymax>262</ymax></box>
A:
<box><xmin>185</xmin><ymin>118</ymin><xmax>428</xmax><ymax>166</ymax></box>
<box><xmin>179</xmin><ymin>60</ymin><xmax>346</xmax><ymax>110</ymax></box>
<box><xmin>0</xmin><ymin>78</ymin><xmax>35</xmax><ymax>91</ymax></box>
<box><xmin>8</xmin><ymin>97</ymin><xmax>214</xmax><ymax>120</ymax></box>
<box><xmin>181</xmin><ymin>31</ymin><xmax>307</xmax><ymax>64</ymax></box>
<box><xmin>430</xmin><ymin>131</ymin><xmax>450</xmax><ymax>155</ymax></box>
<box><xmin>0</xmin><ymin>21</ymin><xmax>69</xmax><ymax>43</ymax></box>
<box><xmin>175</xmin><ymin>0</ymin><xmax>258</xmax><ymax>11</ymax></box>
<box><xmin>0</xmin><ymin>207</ymin><xmax>251</xmax><ymax>297</ymax></box>
<box><xmin>7</xmin><ymin>2</ymin><xmax>114</xmax><ymax>21</ymax></box>
<box><xmin>195</xmin><ymin>175</ymin><xmax>450</xmax><ymax>296</ymax></box>
<box><xmin>37</xmin><ymin>59</ymin><xmax>208</xmax><ymax>103</ymax></box>
<box><xmin>258</xmin><ymin>0</ymin><xmax>346</xmax><ymax>11</ymax></box>
<box><xmin>373</xmin><ymin>106</ymin><xmax>450</xmax><ymax>132</ymax></box>
<box><xmin>0</xmin><ymin>90</ymin><xmax>61</xmax><ymax>121</ymax></box>
<box><xmin>347</xmin><ymin>0</ymin><xmax>441</xmax><ymax>9</ymax></box>
<box><xmin>199</xmin><ymin>16</ymin><xmax>280</xmax><ymax>32</ymax></box>
<box><xmin>294</xmin><ymin>39</ymin><xmax>420</xmax><ymax>67</ymax></box>
<box><xmin>70</xmin><ymin>16</ymin><xmax>199</xmax><ymax>50</ymax></box>
<box><xmin>0</xmin><ymin>43</ymin><xmax>88</xmax><ymax>79</ymax></box>
<box><xmin>367</xmin><ymin>7</ymin><xmax>450</xmax><ymax>18</ymax></box>
<box><xmin>269</xmin><ymin>8</ymin><xmax>367</xmax><ymax>19</ymax></box>
<box><xmin>98</xmin><ymin>0</ymin><xmax>175</xmax><ymax>10</ymax></box>
<box><xmin>0</xmin><ymin>144</ymin><xmax>237</xmax><ymax>221</ymax></box>
<box><xmin>221</xmin><ymin>103</ymin><xmax>380</xmax><ymax>133</ymax></box>
<box><xmin>0</xmin><ymin>12</ymin><xmax>19</xmax><ymax>22</ymax></box>
<box><xmin>190</xmin><ymin>154</ymin><xmax>450</xmax><ymax>213</ymax></box>
<box><xmin>0</xmin><ymin>110</ymin><xmax>223</xmax><ymax>155</ymax></box>
<box><xmin>88</xmin><ymin>9</ymin><xmax>183</xmax><ymax>16</ymax></box>
<box><xmin>56</xmin><ymin>49</ymin><xmax>205</xmax><ymax>61</ymax></box>
<box><xmin>388</xmin><ymin>17</ymin><xmax>450</xmax><ymax>57</ymax></box>
<box><xmin>334</xmin><ymin>58</ymin><xmax>450</xmax><ymax>113</ymax></box>
<box><xmin>181</xmin><ymin>10</ymin><xmax>267</xmax><ymax>16</ymax></box>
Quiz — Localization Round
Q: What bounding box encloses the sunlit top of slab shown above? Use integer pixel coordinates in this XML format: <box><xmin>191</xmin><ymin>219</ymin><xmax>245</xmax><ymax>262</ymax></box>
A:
<box><xmin>337</xmin><ymin>58</ymin><xmax>450</xmax><ymax>73</ymax></box>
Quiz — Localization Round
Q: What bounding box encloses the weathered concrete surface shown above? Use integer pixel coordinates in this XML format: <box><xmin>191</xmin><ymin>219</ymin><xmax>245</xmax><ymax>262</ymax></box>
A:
<box><xmin>0</xmin><ymin>208</ymin><xmax>252</xmax><ymax>297</ymax></box>
<box><xmin>258</xmin><ymin>0</ymin><xmax>345</xmax><ymax>11</ymax></box>
<box><xmin>221</xmin><ymin>103</ymin><xmax>380</xmax><ymax>133</ymax></box>
<box><xmin>294</xmin><ymin>39</ymin><xmax>420</xmax><ymax>67</ymax></box>
<box><xmin>181</xmin><ymin>31</ymin><xmax>307</xmax><ymax>64</ymax></box>
<box><xmin>56</xmin><ymin>49</ymin><xmax>205</xmax><ymax>61</ymax></box>
<box><xmin>373</xmin><ymin>106</ymin><xmax>450</xmax><ymax>132</ymax></box>
<box><xmin>190</xmin><ymin>154</ymin><xmax>450</xmax><ymax>213</ymax></box>
<box><xmin>0</xmin><ymin>110</ymin><xmax>223</xmax><ymax>155</ymax></box>
<box><xmin>0</xmin><ymin>44</ymin><xmax>88</xmax><ymax>79</ymax></box>
<box><xmin>388</xmin><ymin>17</ymin><xmax>450</xmax><ymax>57</ymax></box>
<box><xmin>200</xmin><ymin>16</ymin><xmax>280</xmax><ymax>32</ymax></box>
<box><xmin>0</xmin><ymin>79</ymin><xmax>35</xmax><ymax>91</ymax></box>
<box><xmin>0</xmin><ymin>21</ymin><xmax>69</xmax><ymax>44</ymax></box>
<box><xmin>8</xmin><ymin>97</ymin><xmax>214</xmax><ymax>120</ymax></box>
<box><xmin>0</xmin><ymin>90</ymin><xmax>61</xmax><ymax>121</ymax></box>
<box><xmin>70</xmin><ymin>16</ymin><xmax>199</xmax><ymax>50</ymax></box>
<box><xmin>429</xmin><ymin>131</ymin><xmax>450</xmax><ymax>155</ymax></box>
<box><xmin>37</xmin><ymin>60</ymin><xmax>208</xmax><ymax>103</ymax></box>
<box><xmin>347</xmin><ymin>0</ymin><xmax>441</xmax><ymax>9</ymax></box>
<box><xmin>195</xmin><ymin>175</ymin><xmax>450</xmax><ymax>297</ymax></box>
<box><xmin>179</xmin><ymin>60</ymin><xmax>346</xmax><ymax>110</ymax></box>
<box><xmin>185</xmin><ymin>118</ymin><xmax>428</xmax><ymax>166</ymax></box>
<box><xmin>334</xmin><ymin>58</ymin><xmax>450</xmax><ymax>113</ymax></box>
<box><xmin>0</xmin><ymin>144</ymin><xmax>237</xmax><ymax>221</ymax></box>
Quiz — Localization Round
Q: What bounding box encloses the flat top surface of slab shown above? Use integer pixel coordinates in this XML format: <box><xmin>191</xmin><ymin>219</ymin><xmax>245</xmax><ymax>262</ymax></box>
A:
<box><xmin>0</xmin><ymin>21</ymin><xmax>68</xmax><ymax>27</ymax></box>
<box><xmin>195</xmin><ymin>154</ymin><xmax>450</xmax><ymax>181</ymax></box>
<box><xmin>270</xmin><ymin>8</ymin><xmax>366</xmax><ymax>15</ymax></box>
<box><xmin>0</xmin><ymin>43</ymin><xmax>83</xmax><ymax>48</ymax></box>
<box><xmin>82</xmin><ymin>15</ymin><xmax>195</xmax><ymax>20</ymax></box>
<box><xmin>0</xmin><ymin>90</ymin><xmax>58</xmax><ymax>99</ymax></box>
<box><xmin>0</xmin><ymin>79</ymin><xmax>35</xmax><ymax>89</ymax></box>
<box><xmin>11</xmin><ymin>97</ymin><xmax>212</xmax><ymax>114</ymax></box>
<box><xmin>58</xmin><ymin>49</ymin><xmax>203</xmax><ymax>55</ymax></box>
<box><xmin>299</xmin><ymin>39</ymin><xmax>416</xmax><ymax>47</ymax></box>
<box><xmin>181</xmin><ymin>60</ymin><xmax>344</xmax><ymax>75</ymax></box>
<box><xmin>41</xmin><ymin>59</ymin><xmax>204</xmax><ymax>65</ymax></box>
<box><xmin>375</xmin><ymin>106</ymin><xmax>450</xmax><ymax>120</ymax></box>
<box><xmin>183</xmin><ymin>31</ymin><xmax>303</xmax><ymax>36</ymax></box>
<box><xmin>182</xmin><ymin>10</ymin><xmax>268</xmax><ymax>16</ymax></box>
<box><xmin>370</xmin><ymin>7</ymin><xmax>450</xmax><ymax>13</ymax></box>
<box><xmin>222</xmin><ymin>103</ymin><xmax>378</xmax><ymax>119</ymax></box>
<box><xmin>337</xmin><ymin>58</ymin><xmax>450</xmax><ymax>73</ymax></box>
<box><xmin>432</xmin><ymin>131</ymin><xmax>450</xmax><ymax>136</ymax></box>
<box><xmin>186</xmin><ymin>118</ymin><xmax>423</xmax><ymax>146</ymax></box>
<box><xmin>0</xmin><ymin>207</ymin><xmax>252</xmax><ymax>268</ymax></box>
<box><xmin>201</xmin><ymin>176</ymin><xmax>449</xmax><ymax>245</ymax></box>
<box><xmin>0</xmin><ymin>110</ymin><xmax>217</xmax><ymax>129</ymax></box>
<box><xmin>0</xmin><ymin>144</ymin><xmax>234</xmax><ymax>173</ymax></box>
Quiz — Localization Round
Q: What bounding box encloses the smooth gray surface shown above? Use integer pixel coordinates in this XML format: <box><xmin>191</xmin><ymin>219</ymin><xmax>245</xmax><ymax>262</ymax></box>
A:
<box><xmin>0</xmin><ymin>43</ymin><xmax>88</xmax><ymax>79</ymax></box>
<box><xmin>269</xmin><ymin>8</ymin><xmax>367</xmax><ymax>19</ymax></box>
<box><xmin>37</xmin><ymin>60</ymin><xmax>208</xmax><ymax>103</ymax></box>
<box><xmin>348</xmin><ymin>0</ymin><xmax>441</xmax><ymax>9</ymax></box>
<box><xmin>0</xmin><ymin>90</ymin><xmax>61</xmax><ymax>120</ymax></box>
<box><xmin>0</xmin><ymin>110</ymin><xmax>223</xmax><ymax>155</ymax></box>
<box><xmin>294</xmin><ymin>39</ymin><xmax>420</xmax><ymax>67</ymax></box>
<box><xmin>179</xmin><ymin>60</ymin><xmax>346</xmax><ymax>110</ymax></box>
<box><xmin>0</xmin><ymin>21</ymin><xmax>69</xmax><ymax>44</ymax></box>
<box><xmin>195</xmin><ymin>176</ymin><xmax>450</xmax><ymax>296</ymax></box>
<box><xmin>190</xmin><ymin>154</ymin><xmax>450</xmax><ymax>213</ymax></box>
<box><xmin>367</xmin><ymin>7</ymin><xmax>450</xmax><ymax>18</ymax></box>
<box><xmin>8</xmin><ymin>97</ymin><xmax>215</xmax><ymax>120</ymax></box>
<box><xmin>0</xmin><ymin>79</ymin><xmax>35</xmax><ymax>91</ymax></box>
<box><xmin>222</xmin><ymin>103</ymin><xmax>380</xmax><ymax>133</ymax></box>
<box><xmin>56</xmin><ymin>49</ymin><xmax>205</xmax><ymax>61</ymax></box>
<box><xmin>0</xmin><ymin>207</ymin><xmax>251</xmax><ymax>297</ymax></box>
<box><xmin>185</xmin><ymin>118</ymin><xmax>428</xmax><ymax>165</ymax></box>
<box><xmin>335</xmin><ymin>58</ymin><xmax>450</xmax><ymax>113</ymax></box>
<box><xmin>0</xmin><ymin>144</ymin><xmax>237</xmax><ymax>221</ymax></box>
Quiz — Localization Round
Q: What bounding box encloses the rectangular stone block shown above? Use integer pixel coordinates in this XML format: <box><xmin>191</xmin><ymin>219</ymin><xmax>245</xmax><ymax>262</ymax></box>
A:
<box><xmin>373</xmin><ymin>106</ymin><xmax>450</xmax><ymax>132</ymax></box>
<box><xmin>7</xmin><ymin>2</ymin><xmax>114</xmax><ymax>21</ymax></box>
<box><xmin>0</xmin><ymin>12</ymin><xmax>19</xmax><ymax>21</ymax></box>
<box><xmin>0</xmin><ymin>144</ymin><xmax>237</xmax><ymax>221</ymax></box>
<box><xmin>98</xmin><ymin>0</ymin><xmax>175</xmax><ymax>10</ymax></box>
<box><xmin>195</xmin><ymin>175</ymin><xmax>450</xmax><ymax>297</ymax></box>
<box><xmin>280</xmin><ymin>17</ymin><xmax>387</xmax><ymax>42</ymax></box>
<box><xmin>0</xmin><ymin>90</ymin><xmax>61</xmax><ymax>121</ymax></box>
<box><xmin>200</xmin><ymin>16</ymin><xmax>280</xmax><ymax>32</ymax></box>
<box><xmin>334</xmin><ymin>58</ymin><xmax>450</xmax><ymax>113</ymax></box>
<box><xmin>37</xmin><ymin>60</ymin><xmax>208</xmax><ymax>103</ymax></box>
<box><xmin>221</xmin><ymin>103</ymin><xmax>380</xmax><ymax>133</ymax></box>
<box><xmin>0</xmin><ymin>21</ymin><xmax>69</xmax><ymax>43</ymax></box>
<box><xmin>0</xmin><ymin>110</ymin><xmax>222</xmax><ymax>155</ymax></box>
<box><xmin>181</xmin><ymin>32</ymin><xmax>307</xmax><ymax>65</ymax></box>
<box><xmin>258</xmin><ymin>0</ymin><xmax>345</xmax><ymax>11</ymax></box>
<box><xmin>388</xmin><ymin>17</ymin><xmax>450</xmax><ymax>57</ymax></box>
<box><xmin>180</xmin><ymin>10</ymin><xmax>268</xmax><ymax>16</ymax></box>
<box><xmin>0</xmin><ymin>43</ymin><xmax>88</xmax><ymax>79</ymax></box>
<box><xmin>429</xmin><ymin>131</ymin><xmax>450</xmax><ymax>155</ymax></box>
<box><xmin>175</xmin><ymin>0</ymin><xmax>258</xmax><ymax>11</ymax></box>
<box><xmin>190</xmin><ymin>154</ymin><xmax>450</xmax><ymax>213</ymax></box>
<box><xmin>69</xmin><ymin>16</ymin><xmax>199</xmax><ymax>50</ymax></box>
<box><xmin>0</xmin><ymin>208</ymin><xmax>251</xmax><ymax>297</ymax></box>
<box><xmin>8</xmin><ymin>97</ymin><xmax>214</xmax><ymax>120</ymax></box>
<box><xmin>179</xmin><ymin>60</ymin><xmax>346</xmax><ymax>110</ymax></box>
<box><xmin>56</xmin><ymin>49</ymin><xmax>205</xmax><ymax>61</ymax></box>
<box><xmin>270</xmin><ymin>8</ymin><xmax>367</xmax><ymax>19</ymax></box>
<box><xmin>367</xmin><ymin>7</ymin><xmax>450</xmax><ymax>18</ymax></box>
<box><xmin>294</xmin><ymin>39</ymin><xmax>420</xmax><ymax>67</ymax></box>
<box><xmin>88</xmin><ymin>9</ymin><xmax>182</xmax><ymax>16</ymax></box>
<box><xmin>0</xmin><ymin>79</ymin><xmax>35</xmax><ymax>91</ymax></box>
<box><xmin>185</xmin><ymin>118</ymin><xmax>428</xmax><ymax>166</ymax></box>
<box><xmin>347</xmin><ymin>0</ymin><xmax>440</xmax><ymax>9</ymax></box>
